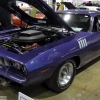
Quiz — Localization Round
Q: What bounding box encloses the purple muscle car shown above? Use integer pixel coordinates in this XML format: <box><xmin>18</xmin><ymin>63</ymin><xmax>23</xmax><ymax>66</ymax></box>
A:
<box><xmin>0</xmin><ymin>0</ymin><xmax>100</xmax><ymax>93</ymax></box>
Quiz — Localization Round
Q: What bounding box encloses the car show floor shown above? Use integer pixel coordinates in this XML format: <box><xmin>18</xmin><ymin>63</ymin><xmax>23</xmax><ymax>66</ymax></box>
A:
<box><xmin>0</xmin><ymin>57</ymin><xmax>100</xmax><ymax>100</ymax></box>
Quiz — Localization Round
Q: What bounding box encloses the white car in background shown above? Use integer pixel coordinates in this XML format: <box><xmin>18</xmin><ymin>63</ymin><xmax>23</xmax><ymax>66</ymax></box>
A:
<box><xmin>78</xmin><ymin>6</ymin><xmax>100</xmax><ymax>11</ymax></box>
<box><xmin>61</xmin><ymin>2</ymin><xmax>100</xmax><ymax>11</ymax></box>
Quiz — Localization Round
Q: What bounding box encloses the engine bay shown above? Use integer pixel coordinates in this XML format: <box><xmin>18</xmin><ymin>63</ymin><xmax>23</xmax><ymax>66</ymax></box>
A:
<box><xmin>0</xmin><ymin>27</ymin><xmax>62</xmax><ymax>54</ymax></box>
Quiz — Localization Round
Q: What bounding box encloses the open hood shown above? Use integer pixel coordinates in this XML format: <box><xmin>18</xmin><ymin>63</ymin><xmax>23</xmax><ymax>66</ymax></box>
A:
<box><xmin>0</xmin><ymin>0</ymin><xmax>74</xmax><ymax>31</ymax></box>
<box><xmin>61</xmin><ymin>2</ymin><xmax>76</xmax><ymax>9</ymax></box>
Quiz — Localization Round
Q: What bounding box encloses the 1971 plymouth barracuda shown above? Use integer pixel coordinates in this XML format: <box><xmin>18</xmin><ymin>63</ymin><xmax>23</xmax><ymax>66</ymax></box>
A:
<box><xmin>0</xmin><ymin>0</ymin><xmax>100</xmax><ymax>93</ymax></box>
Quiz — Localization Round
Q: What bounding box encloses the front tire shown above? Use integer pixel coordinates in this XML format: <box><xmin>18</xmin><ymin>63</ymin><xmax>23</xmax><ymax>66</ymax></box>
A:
<box><xmin>46</xmin><ymin>59</ymin><xmax>76</xmax><ymax>93</ymax></box>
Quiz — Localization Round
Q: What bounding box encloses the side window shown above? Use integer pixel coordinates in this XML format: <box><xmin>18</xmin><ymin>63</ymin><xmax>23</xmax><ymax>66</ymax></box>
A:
<box><xmin>92</xmin><ymin>16</ymin><xmax>100</xmax><ymax>32</ymax></box>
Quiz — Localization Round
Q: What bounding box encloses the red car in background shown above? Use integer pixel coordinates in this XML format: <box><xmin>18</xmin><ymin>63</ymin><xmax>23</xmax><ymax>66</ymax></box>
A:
<box><xmin>12</xmin><ymin>7</ymin><xmax>45</xmax><ymax>27</ymax></box>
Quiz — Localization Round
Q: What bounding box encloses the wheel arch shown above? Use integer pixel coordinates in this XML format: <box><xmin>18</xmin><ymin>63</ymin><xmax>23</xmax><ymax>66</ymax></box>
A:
<box><xmin>70</xmin><ymin>56</ymin><xmax>81</xmax><ymax>68</ymax></box>
<box><xmin>45</xmin><ymin>55</ymin><xmax>80</xmax><ymax>93</ymax></box>
<box><xmin>51</xmin><ymin>55</ymin><xmax>81</xmax><ymax>76</ymax></box>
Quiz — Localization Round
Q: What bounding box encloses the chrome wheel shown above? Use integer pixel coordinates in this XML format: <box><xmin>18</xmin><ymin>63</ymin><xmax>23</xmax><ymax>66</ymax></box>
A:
<box><xmin>58</xmin><ymin>62</ymin><xmax>74</xmax><ymax>86</ymax></box>
<box><xmin>46</xmin><ymin>59</ymin><xmax>76</xmax><ymax>93</ymax></box>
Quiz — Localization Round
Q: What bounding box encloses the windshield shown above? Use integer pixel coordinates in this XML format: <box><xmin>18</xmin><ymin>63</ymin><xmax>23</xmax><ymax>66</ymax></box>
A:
<box><xmin>58</xmin><ymin>13</ymin><xmax>90</xmax><ymax>32</ymax></box>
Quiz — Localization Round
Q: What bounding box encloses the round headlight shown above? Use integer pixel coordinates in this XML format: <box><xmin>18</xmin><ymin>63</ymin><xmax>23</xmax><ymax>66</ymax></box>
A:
<box><xmin>13</xmin><ymin>62</ymin><xmax>22</xmax><ymax>70</ymax></box>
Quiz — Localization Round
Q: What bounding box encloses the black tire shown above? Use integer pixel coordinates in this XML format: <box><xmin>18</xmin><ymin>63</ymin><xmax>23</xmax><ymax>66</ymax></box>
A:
<box><xmin>46</xmin><ymin>59</ymin><xmax>76</xmax><ymax>93</ymax></box>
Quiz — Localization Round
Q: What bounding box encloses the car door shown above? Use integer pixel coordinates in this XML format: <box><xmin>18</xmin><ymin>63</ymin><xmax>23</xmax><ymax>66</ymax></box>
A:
<box><xmin>89</xmin><ymin>15</ymin><xmax>100</xmax><ymax>58</ymax></box>
<box><xmin>76</xmin><ymin>15</ymin><xmax>100</xmax><ymax>66</ymax></box>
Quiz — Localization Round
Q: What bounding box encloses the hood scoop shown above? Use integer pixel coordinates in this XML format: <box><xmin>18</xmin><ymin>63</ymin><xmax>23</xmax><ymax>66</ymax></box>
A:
<box><xmin>11</xmin><ymin>29</ymin><xmax>46</xmax><ymax>43</ymax></box>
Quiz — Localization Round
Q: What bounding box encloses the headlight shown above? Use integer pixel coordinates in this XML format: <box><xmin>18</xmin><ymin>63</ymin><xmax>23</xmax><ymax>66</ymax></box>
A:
<box><xmin>12</xmin><ymin>62</ymin><xmax>22</xmax><ymax>70</ymax></box>
<box><xmin>12</xmin><ymin>61</ymin><xmax>27</xmax><ymax>75</ymax></box>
